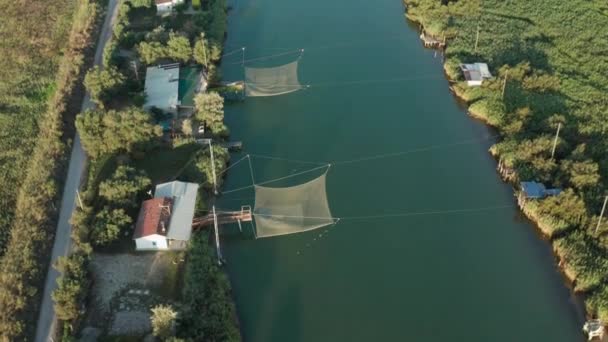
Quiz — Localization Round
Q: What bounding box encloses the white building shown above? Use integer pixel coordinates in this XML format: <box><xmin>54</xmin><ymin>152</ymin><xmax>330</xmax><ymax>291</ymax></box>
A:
<box><xmin>459</xmin><ymin>63</ymin><xmax>493</xmax><ymax>86</ymax></box>
<box><xmin>155</xmin><ymin>0</ymin><xmax>184</xmax><ymax>14</ymax></box>
<box><xmin>133</xmin><ymin>181</ymin><xmax>199</xmax><ymax>251</ymax></box>
<box><xmin>143</xmin><ymin>63</ymin><xmax>180</xmax><ymax>114</ymax></box>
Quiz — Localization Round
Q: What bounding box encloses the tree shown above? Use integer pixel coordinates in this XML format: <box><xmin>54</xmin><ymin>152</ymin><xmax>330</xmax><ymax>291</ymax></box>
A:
<box><xmin>130</xmin><ymin>0</ymin><xmax>154</xmax><ymax>7</ymax></box>
<box><xmin>52</xmin><ymin>254</ymin><xmax>88</xmax><ymax>322</ymax></box>
<box><xmin>138</xmin><ymin>41</ymin><xmax>168</xmax><ymax>65</ymax></box>
<box><xmin>84</xmin><ymin>65</ymin><xmax>125</xmax><ymax>107</ymax></box>
<box><xmin>90</xmin><ymin>207</ymin><xmax>132</xmax><ymax>246</ymax></box>
<box><xmin>167</xmin><ymin>33</ymin><xmax>192</xmax><ymax>63</ymax></box>
<box><xmin>151</xmin><ymin>304</ymin><xmax>178</xmax><ymax>339</ymax></box>
<box><xmin>194</xmin><ymin>92</ymin><xmax>224</xmax><ymax>126</ymax></box>
<box><xmin>561</xmin><ymin>159</ymin><xmax>600</xmax><ymax>191</ymax></box>
<box><xmin>182</xmin><ymin>118</ymin><xmax>193</xmax><ymax>136</ymax></box>
<box><xmin>195</xmin><ymin>146</ymin><xmax>229</xmax><ymax>188</ymax></box>
<box><xmin>193</xmin><ymin>35</ymin><xmax>210</xmax><ymax>68</ymax></box>
<box><xmin>76</xmin><ymin>107</ymin><xmax>162</xmax><ymax>158</ymax></box>
<box><xmin>208</xmin><ymin>0</ymin><xmax>227</xmax><ymax>43</ymax></box>
<box><xmin>99</xmin><ymin>166</ymin><xmax>151</xmax><ymax>207</ymax></box>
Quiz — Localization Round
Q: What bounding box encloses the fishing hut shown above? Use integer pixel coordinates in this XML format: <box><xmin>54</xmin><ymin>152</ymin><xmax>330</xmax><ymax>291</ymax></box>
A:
<box><xmin>419</xmin><ymin>31</ymin><xmax>446</xmax><ymax>49</ymax></box>
<box><xmin>517</xmin><ymin>181</ymin><xmax>562</xmax><ymax>208</ymax></box>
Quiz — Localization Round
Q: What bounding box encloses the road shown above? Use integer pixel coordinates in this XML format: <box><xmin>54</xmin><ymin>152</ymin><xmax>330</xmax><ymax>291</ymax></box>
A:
<box><xmin>35</xmin><ymin>0</ymin><xmax>119</xmax><ymax>340</ymax></box>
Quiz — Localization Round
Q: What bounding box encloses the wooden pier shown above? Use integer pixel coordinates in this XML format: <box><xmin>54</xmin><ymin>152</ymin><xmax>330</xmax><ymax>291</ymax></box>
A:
<box><xmin>191</xmin><ymin>205</ymin><xmax>252</xmax><ymax>228</ymax></box>
<box><xmin>420</xmin><ymin>31</ymin><xmax>446</xmax><ymax>49</ymax></box>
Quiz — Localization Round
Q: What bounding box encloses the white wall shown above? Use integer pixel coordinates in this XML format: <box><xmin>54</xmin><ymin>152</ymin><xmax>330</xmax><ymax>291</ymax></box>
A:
<box><xmin>135</xmin><ymin>234</ymin><xmax>168</xmax><ymax>250</ymax></box>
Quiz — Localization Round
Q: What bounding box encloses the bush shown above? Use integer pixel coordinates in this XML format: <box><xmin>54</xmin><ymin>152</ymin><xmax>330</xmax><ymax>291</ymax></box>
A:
<box><xmin>178</xmin><ymin>232</ymin><xmax>240</xmax><ymax>341</ymax></box>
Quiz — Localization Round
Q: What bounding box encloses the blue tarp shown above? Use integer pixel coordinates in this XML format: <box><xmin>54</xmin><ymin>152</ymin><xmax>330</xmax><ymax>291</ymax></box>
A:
<box><xmin>520</xmin><ymin>181</ymin><xmax>562</xmax><ymax>199</ymax></box>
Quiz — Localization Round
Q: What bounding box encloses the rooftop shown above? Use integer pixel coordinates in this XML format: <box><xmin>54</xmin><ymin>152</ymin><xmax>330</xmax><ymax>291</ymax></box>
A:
<box><xmin>133</xmin><ymin>197</ymin><xmax>173</xmax><ymax>239</ymax></box>
<box><xmin>144</xmin><ymin>63</ymin><xmax>180</xmax><ymax>113</ymax></box>
<box><xmin>460</xmin><ymin>63</ymin><xmax>493</xmax><ymax>82</ymax></box>
<box><xmin>521</xmin><ymin>181</ymin><xmax>562</xmax><ymax>199</ymax></box>
<box><xmin>155</xmin><ymin>181</ymin><xmax>199</xmax><ymax>241</ymax></box>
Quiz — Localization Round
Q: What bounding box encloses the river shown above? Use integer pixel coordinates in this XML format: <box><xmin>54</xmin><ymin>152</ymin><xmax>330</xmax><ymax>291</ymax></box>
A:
<box><xmin>219</xmin><ymin>0</ymin><xmax>582</xmax><ymax>340</ymax></box>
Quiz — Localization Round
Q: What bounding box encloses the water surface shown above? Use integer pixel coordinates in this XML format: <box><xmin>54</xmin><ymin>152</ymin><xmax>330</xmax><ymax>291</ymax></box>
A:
<box><xmin>219</xmin><ymin>0</ymin><xmax>582</xmax><ymax>340</ymax></box>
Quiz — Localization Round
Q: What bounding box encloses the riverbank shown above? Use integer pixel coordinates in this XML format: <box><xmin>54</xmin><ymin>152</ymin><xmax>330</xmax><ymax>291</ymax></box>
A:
<box><xmin>404</xmin><ymin>0</ymin><xmax>608</xmax><ymax>323</ymax></box>
<box><xmin>48</xmin><ymin>0</ymin><xmax>241</xmax><ymax>339</ymax></box>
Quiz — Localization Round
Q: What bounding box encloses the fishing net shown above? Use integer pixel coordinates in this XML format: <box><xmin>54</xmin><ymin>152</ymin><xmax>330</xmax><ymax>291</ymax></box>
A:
<box><xmin>244</xmin><ymin>61</ymin><xmax>304</xmax><ymax>97</ymax></box>
<box><xmin>253</xmin><ymin>173</ymin><xmax>335</xmax><ymax>238</ymax></box>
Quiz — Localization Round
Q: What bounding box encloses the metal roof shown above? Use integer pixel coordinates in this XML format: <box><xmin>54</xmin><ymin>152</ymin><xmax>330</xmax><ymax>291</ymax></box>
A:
<box><xmin>460</xmin><ymin>63</ymin><xmax>493</xmax><ymax>81</ymax></box>
<box><xmin>520</xmin><ymin>181</ymin><xmax>562</xmax><ymax>199</ymax></box>
<box><xmin>154</xmin><ymin>181</ymin><xmax>199</xmax><ymax>241</ymax></box>
<box><xmin>144</xmin><ymin>64</ymin><xmax>180</xmax><ymax>113</ymax></box>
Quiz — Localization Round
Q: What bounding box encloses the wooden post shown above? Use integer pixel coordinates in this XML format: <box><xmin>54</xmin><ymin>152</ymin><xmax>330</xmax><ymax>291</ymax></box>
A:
<box><xmin>501</xmin><ymin>70</ymin><xmax>509</xmax><ymax>99</ymax></box>
<box><xmin>551</xmin><ymin>122</ymin><xmax>561</xmax><ymax>160</ymax></box>
<box><xmin>596</xmin><ymin>196</ymin><xmax>608</xmax><ymax>234</ymax></box>
<box><xmin>474</xmin><ymin>25</ymin><xmax>480</xmax><ymax>53</ymax></box>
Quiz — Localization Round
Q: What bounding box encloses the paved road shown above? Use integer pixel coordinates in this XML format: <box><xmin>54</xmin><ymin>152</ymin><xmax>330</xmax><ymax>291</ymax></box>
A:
<box><xmin>35</xmin><ymin>0</ymin><xmax>119</xmax><ymax>340</ymax></box>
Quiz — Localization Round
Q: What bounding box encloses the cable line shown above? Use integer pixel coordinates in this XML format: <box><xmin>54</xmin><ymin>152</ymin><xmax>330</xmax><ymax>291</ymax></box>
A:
<box><xmin>248</xmin><ymin>204</ymin><xmax>513</xmax><ymax>221</ymax></box>
<box><xmin>221</xmin><ymin>163</ymin><xmax>330</xmax><ymax>194</ymax></box>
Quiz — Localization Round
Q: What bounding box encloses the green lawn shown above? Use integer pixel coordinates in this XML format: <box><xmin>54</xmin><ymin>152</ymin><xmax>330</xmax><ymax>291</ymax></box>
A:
<box><xmin>134</xmin><ymin>143</ymin><xmax>202</xmax><ymax>184</ymax></box>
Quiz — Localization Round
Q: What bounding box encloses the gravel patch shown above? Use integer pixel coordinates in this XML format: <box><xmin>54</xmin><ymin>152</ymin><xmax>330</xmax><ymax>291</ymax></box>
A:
<box><xmin>89</xmin><ymin>252</ymin><xmax>175</xmax><ymax>314</ymax></box>
<box><xmin>108</xmin><ymin>311</ymin><xmax>151</xmax><ymax>336</ymax></box>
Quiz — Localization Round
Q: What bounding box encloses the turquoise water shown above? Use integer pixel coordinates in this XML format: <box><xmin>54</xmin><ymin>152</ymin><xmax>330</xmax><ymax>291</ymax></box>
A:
<box><xmin>219</xmin><ymin>0</ymin><xmax>583</xmax><ymax>340</ymax></box>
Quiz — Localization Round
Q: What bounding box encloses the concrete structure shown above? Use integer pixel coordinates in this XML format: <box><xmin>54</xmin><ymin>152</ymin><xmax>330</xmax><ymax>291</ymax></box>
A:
<box><xmin>459</xmin><ymin>63</ymin><xmax>492</xmax><ymax>86</ymax></box>
<box><xmin>133</xmin><ymin>181</ymin><xmax>199</xmax><ymax>251</ymax></box>
<box><xmin>155</xmin><ymin>0</ymin><xmax>184</xmax><ymax>14</ymax></box>
<box><xmin>144</xmin><ymin>63</ymin><xmax>180</xmax><ymax>114</ymax></box>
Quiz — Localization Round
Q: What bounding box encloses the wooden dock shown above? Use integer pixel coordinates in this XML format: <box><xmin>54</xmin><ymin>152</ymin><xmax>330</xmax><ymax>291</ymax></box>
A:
<box><xmin>420</xmin><ymin>31</ymin><xmax>446</xmax><ymax>49</ymax></box>
<box><xmin>192</xmin><ymin>205</ymin><xmax>252</xmax><ymax>228</ymax></box>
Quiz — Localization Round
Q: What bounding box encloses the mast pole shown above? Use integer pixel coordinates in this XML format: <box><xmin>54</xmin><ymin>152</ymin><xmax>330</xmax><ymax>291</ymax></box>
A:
<box><xmin>551</xmin><ymin>122</ymin><xmax>561</xmax><ymax>160</ymax></box>
<box><xmin>596</xmin><ymin>196</ymin><xmax>608</xmax><ymax>234</ymax></box>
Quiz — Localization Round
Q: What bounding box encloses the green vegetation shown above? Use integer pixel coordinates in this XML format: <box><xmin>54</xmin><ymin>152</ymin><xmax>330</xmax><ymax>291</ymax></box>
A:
<box><xmin>76</xmin><ymin>107</ymin><xmax>162</xmax><ymax>158</ymax></box>
<box><xmin>404</xmin><ymin>0</ymin><xmax>608</xmax><ymax>319</ymax></box>
<box><xmin>178</xmin><ymin>232</ymin><xmax>240</xmax><ymax>341</ymax></box>
<box><xmin>0</xmin><ymin>0</ymin><xmax>101</xmax><ymax>339</ymax></box>
<box><xmin>49</xmin><ymin>0</ymin><xmax>240</xmax><ymax>338</ymax></box>
<box><xmin>84</xmin><ymin>65</ymin><xmax>126</xmax><ymax>107</ymax></box>
<box><xmin>150</xmin><ymin>304</ymin><xmax>178</xmax><ymax>339</ymax></box>
<box><xmin>194</xmin><ymin>92</ymin><xmax>229</xmax><ymax>135</ymax></box>
<box><xmin>99</xmin><ymin>166</ymin><xmax>152</xmax><ymax>207</ymax></box>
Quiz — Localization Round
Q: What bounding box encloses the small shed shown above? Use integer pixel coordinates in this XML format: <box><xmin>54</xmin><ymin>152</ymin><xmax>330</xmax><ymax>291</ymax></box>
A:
<box><xmin>155</xmin><ymin>0</ymin><xmax>184</xmax><ymax>14</ymax></box>
<box><xmin>520</xmin><ymin>181</ymin><xmax>562</xmax><ymax>199</ymax></box>
<box><xmin>133</xmin><ymin>181</ymin><xmax>199</xmax><ymax>251</ymax></box>
<box><xmin>460</xmin><ymin>63</ymin><xmax>492</xmax><ymax>86</ymax></box>
<box><xmin>144</xmin><ymin>63</ymin><xmax>180</xmax><ymax>115</ymax></box>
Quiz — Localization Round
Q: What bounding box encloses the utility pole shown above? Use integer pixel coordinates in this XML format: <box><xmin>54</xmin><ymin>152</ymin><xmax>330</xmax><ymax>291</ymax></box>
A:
<box><xmin>474</xmin><ymin>24</ymin><xmax>480</xmax><ymax>53</ymax></box>
<box><xmin>131</xmin><ymin>60</ymin><xmax>139</xmax><ymax>81</ymax></box>
<box><xmin>200</xmin><ymin>33</ymin><xmax>208</xmax><ymax>68</ymax></box>
<box><xmin>550</xmin><ymin>122</ymin><xmax>562</xmax><ymax>160</ymax></box>
<box><xmin>75</xmin><ymin>190</ymin><xmax>84</xmax><ymax>209</ymax></box>
<box><xmin>501</xmin><ymin>69</ymin><xmax>509</xmax><ymax>99</ymax></box>
<box><xmin>208</xmin><ymin>139</ymin><xmax>218</xmax><ymax>195</ymax></box>
<box><xmin>596</xmin><ymin>195</ymin><xmax>608</xmax><ymax>234</ymax></box>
